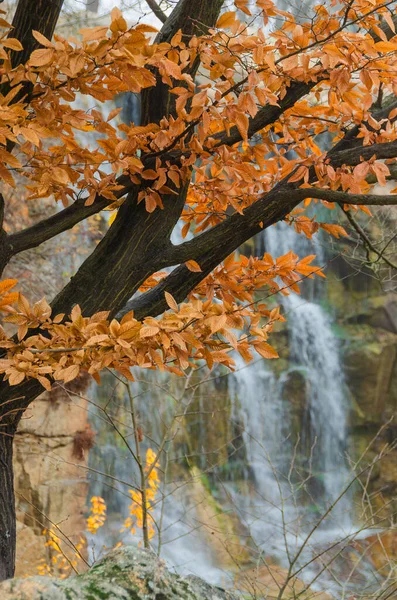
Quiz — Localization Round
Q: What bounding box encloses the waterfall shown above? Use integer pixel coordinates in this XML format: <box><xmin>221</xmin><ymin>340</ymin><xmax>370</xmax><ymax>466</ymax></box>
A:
<box><xmin>285</xmin><ymin>294</ymin><xmax>350</xmax><ymax>516</ymax></box>
<box><xmin>264</xmin><ymin>222</ymin><xmax>351</xmax><ymax>520</ymax></box>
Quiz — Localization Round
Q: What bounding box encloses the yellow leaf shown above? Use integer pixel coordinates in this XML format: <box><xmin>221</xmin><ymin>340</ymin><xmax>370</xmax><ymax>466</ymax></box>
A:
<box><xmin>160</xmin><ymin>58</ymin><xmax>182</xmax><ymax>80</ymax></box>
<box><xmin>62</xmin><ymin>364</ymin><xmax>80</xmax><ymax>384</ymax></box>
<box><xmin>108</xmin><ymin>211</ymin><xmax>117</xmax><ymax>226</ymax></box>
<box><xmin>107</xmin><ymin>107</ymin><xmax>122</xmax><ymax>122</ymax></box>
<box><xmin>9</xmin><ymin>370</ymin><xmax>25</xmax><ymax>386</ymax></box>
<box><xmin>255</xmin><ymin>342</ymin><xmax>279</xmax><ymax>360</ymax></box>
<box><xmin>38</xmin><ymin>376</ymin><xmax>51</xmax><ymax>391</ymax></box>
<box><xmin>320</xmin><ymin>223</ymin><xmax>348</xmax><ymax>239</ymax></box>
<box><xmin>375</xmin><ymin>41</ymin><xmax>397</xmax><ymax>53</ymax></box>
<box><xmin>0</xmin><ymin>149</ymin><xmax>21</xmax><ymax>169</ymax></box>
<box><xmin>80</xmin><ymin>26</ymin><xmax>108</xmax><ymax>42</ymax></box>
<box><xmin>235</xmin><ymin>112</ymin><xmax>249</xmax><ymax>142</ymax></box>
<box><xmin>0</xmin><ymin>279</ymin><xmax>17</xmax><ymax>295</ymax></box>
<box><xmin>140</xmin><ymin>326</ymin><xmax>160</xmax><ymax>338</ymax></box>
<box><xmin>0</xmin><ymin>164</ymin><xmax>15</xmax><ymax>187</ymax></box>
<box><xmin>207</xmin><ymin>314</ymin><xmax>227</xmax><ymax>334</ymax></box>
<box><xmin>52</xmin><ymin>167</ymin><xmax>70</xmax><ymax>185</ymax></box>
<box><xmin>71</xmin><ymin>304</ymin><xmax>82</xmax><ymax>323</ymax></box>
<box><xmin>86</xmin><ymin>334</ymin><xmax>110</xmax><ymax>346</ymax></box>
<box><xmin>288</xmin><ymin>165</ymin><xmax>308</xmax><ymax>183</ymax></box>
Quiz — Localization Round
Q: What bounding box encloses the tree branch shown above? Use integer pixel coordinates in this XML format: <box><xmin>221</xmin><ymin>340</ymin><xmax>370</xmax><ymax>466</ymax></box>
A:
<box><xmin>141</xmin><ymin>0</ymin><xmax>224</xmax><ymax>125</ymax></box>
<box><xmin>120</xmin><ymin>181</ymin><xmax>397</xmax><ymax>320</ymax></box>
<box><xmin>1</xmin><ymin>0</ymin><xmax>64</xmax><ymax>102</ymax></box>
<box><xmin>212</xmin><ymin>80</ymin><xmax>319</xmax><ymax>148</ymax></box>
<box><xmin>293</xmin><ymin>187</ymin><xmax>397</xmax><ymax>206</ymax></box>
<box><xmin>341</xmin><ymin>205</ymin><xmax>397</xmax><ymax>270</ymax></box>
<box><xmin>7</xmin><ymin>174</ymin><xmax>133</xmax><ymax>256</ymax></box>
<box><xmin>119</xmin><ymin>184</ymin><xmax>298</xmax><ymax>319</ymax></box>
<box><xmin>329</xmin><ymin>140</ymin><xmax>397</xmax><ymax>168</ymax></box>
<box><xmin>145</xmin><ymin>0</ymin><xmax>167</xmax><ymax>23</ymax></box>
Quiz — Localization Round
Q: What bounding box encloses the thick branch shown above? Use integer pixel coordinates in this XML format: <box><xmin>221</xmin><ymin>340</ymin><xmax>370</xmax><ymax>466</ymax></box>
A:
<box><xmin>121</xmin><ymin>183</ymin><xmax>397</xmax><ymax>319</ymax></box>
<box><xmin>145</xmin><ymin>0</ymin><xmax>167</xmax><ymax>23</ymax></box>
<box><xmin>1</xmin><ymin>0</ymin><xmax>64</xmax><ymax>102</ymax></box>
<box><xmin>154</xmin><ymin>0</ymin><xmax>223</xmax><ymax>44</ymax></box>
<box><xmin>293</xmin><ymin>187</ymin><xmax>397</xmax><ymax>206</ymax></box>
<box><xmin>212</xmin><ymin>80</ymin><xmax>319</xmax><ymax>148</ymax></box>
<box><xmin>141</xmin><ymin>0</ymin><xmax>224</xmax><ymax>125</ymax></box>
<box><xmin>120</xmin><ymin>184</ymin><xmax>297</xmax><ymax>319</ymax></box>
<box><xmin>8</xmin><ymin>174</ymin><xmax>132</xmax><ymax>256</ymax></box>
<box><xmin>8</xmin><ymin>0</ymin><xmax>64</xmax><ymax>70</ymax></box>
<box><xmin>329</xmin><ymin>140</ymin><xmax>397</xmax><ymax>168</ymax></box>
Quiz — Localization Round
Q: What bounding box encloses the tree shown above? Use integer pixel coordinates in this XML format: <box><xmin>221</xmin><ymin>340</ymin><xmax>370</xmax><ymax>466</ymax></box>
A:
<box><xmin>0</xmin><ymin>0</ymin><xmax>396</xmax><ymax>581</ymax></box>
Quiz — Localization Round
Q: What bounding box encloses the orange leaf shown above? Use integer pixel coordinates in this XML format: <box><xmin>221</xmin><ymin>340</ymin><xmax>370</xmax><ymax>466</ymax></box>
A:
<box><xmin>62</xmin><ymin>364</ymin><xmax>80</xmax><ymax>384</ymax></box>
<box><xmin>216</xmin><ymin>11</ymin><xmax>236</xmax><ymax>29</ymax></box>
<box><xmin>186</xmin><ymin>260</ymin><xmax>202</xmax><ymax>272</ymax></box>
<box><xmin>32</xmin><ymin>30</ymin><xmax>53</xmax><ymax>48</ymax></box>
<box><xmin>165</xmin><ymin>292</ymin><xmax>178</xmax><ymax>312</ymax></box>
<box><xmin>29</xmin><ymin>48</ymin><xmax>54</xmax><ymax>66</ymax></box>
<box><xmin>0</xmin><ymin>279</ymin><xmax>17</xmax><ymax>295</ymax></box>
<box><xmin>2</xmin><ymin>38</ymin><xmax>23</xmax><ymax>51</ymax></box>
<box><xmin>254</xmin><ymin>342</ymin><xmax>279</xmax><ymax>360</ymax></box>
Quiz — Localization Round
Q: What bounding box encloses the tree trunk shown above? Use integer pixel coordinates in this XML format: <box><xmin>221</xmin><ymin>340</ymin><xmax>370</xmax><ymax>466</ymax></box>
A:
<box><xmin>0</xmin><ymin>0</ymin><xmax>65</xmax><ymax>580</ymax></box>
<box><xmin>0</xmin><ymin>425</ymin><xmax>16</xmax><ymax>581</ymax></box>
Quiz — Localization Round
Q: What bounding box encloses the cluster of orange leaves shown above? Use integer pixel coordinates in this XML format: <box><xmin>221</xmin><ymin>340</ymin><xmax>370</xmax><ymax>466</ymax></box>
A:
<box><xmin>0</xmin><ymin>248</ymin><xmax>324</xmax><ymax>389</ymax></box>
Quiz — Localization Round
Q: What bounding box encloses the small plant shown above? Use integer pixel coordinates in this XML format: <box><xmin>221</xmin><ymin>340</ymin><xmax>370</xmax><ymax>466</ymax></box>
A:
<box><xmin>36</xmin><ymin>449</ymin><xmax>159</xmax><ymax>576</ymax></box>
<box><xmin>122</xmin><ymin>448</ymin><xmax>160</xmax><ymax>541</ymax></box>
<box><xmin>36</xmin><ymin>530</ymin><xmax>86</xmax><ymax>579</ymax></box>
<box><xmin>86</xmin><ymin>496</ymin><xmax>107</xmax><ymax>535</ymax></box>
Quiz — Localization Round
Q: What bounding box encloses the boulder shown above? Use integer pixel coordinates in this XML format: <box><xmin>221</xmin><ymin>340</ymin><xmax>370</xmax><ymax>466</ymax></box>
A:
<box><xmin>0</xmin><ymin>546</ymin><xmax>239</xmax><ymax>600</ymax></box>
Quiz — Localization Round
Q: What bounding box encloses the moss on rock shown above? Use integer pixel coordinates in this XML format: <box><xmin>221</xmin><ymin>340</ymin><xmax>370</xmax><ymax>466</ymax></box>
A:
<box><xmin>0</xmin><ymin>546</ymin><xmax>239</xmax><ymax>600</ymax></box>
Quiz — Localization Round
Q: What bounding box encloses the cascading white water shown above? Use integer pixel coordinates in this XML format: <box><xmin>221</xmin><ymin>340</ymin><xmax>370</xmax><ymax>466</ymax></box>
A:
<box><xmin>284</xmin><ymin>294</ymin><xmax>350</xmax><ymax>519</ymax></box>
<box><xmin>230</xmin><ymin>367</ymin><xmax>289</xmax><ymax>497</ymax></box>
<box><xmin>219</xmin><ymin>222</ymin><xmax>355</xmax><ymax>595</ymax></box>
<box><xmin>264</xmin><ymin>222</ymin><xmax>351</xmax><ymax>521</ymax></box>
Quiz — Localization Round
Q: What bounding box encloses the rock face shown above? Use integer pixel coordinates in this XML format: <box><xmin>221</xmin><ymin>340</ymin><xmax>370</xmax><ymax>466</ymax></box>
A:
<box><xmin>14</xmin><ymin>382</ymin><xmax>93</xmax><ymax>576</ymax></box>
<box><xmin>0</xmin><ymin>546</ymin><xmax>239</xmax><ymax>600</ymax></box>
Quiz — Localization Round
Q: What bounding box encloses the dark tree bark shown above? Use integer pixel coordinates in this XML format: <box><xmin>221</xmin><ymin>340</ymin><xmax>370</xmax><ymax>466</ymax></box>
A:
<box><xmin>0</xmin><ymin>425</ymin><xmax>17</xmax><ymax>581</ymax></box>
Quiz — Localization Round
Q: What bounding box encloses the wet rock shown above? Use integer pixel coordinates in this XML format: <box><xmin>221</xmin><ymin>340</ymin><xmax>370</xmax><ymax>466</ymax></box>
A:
<box><xmin>182</xmin><ymin>466</ymin><xmax>252</xmax><ymax>569</ymax></box>
<box><xmin>0</xmin><ymin>546</ymin><xmax>239</xmax><ymax>600</ymax></box>
<box><xmin>342</xmin><ymin>327</ymin><xmax>397</xmax><ymax>424</ymax></box>
<box><xmin>360</xmin><ymin>529</ymin><xmax>397</xmax><ymax>576</ymax></box>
